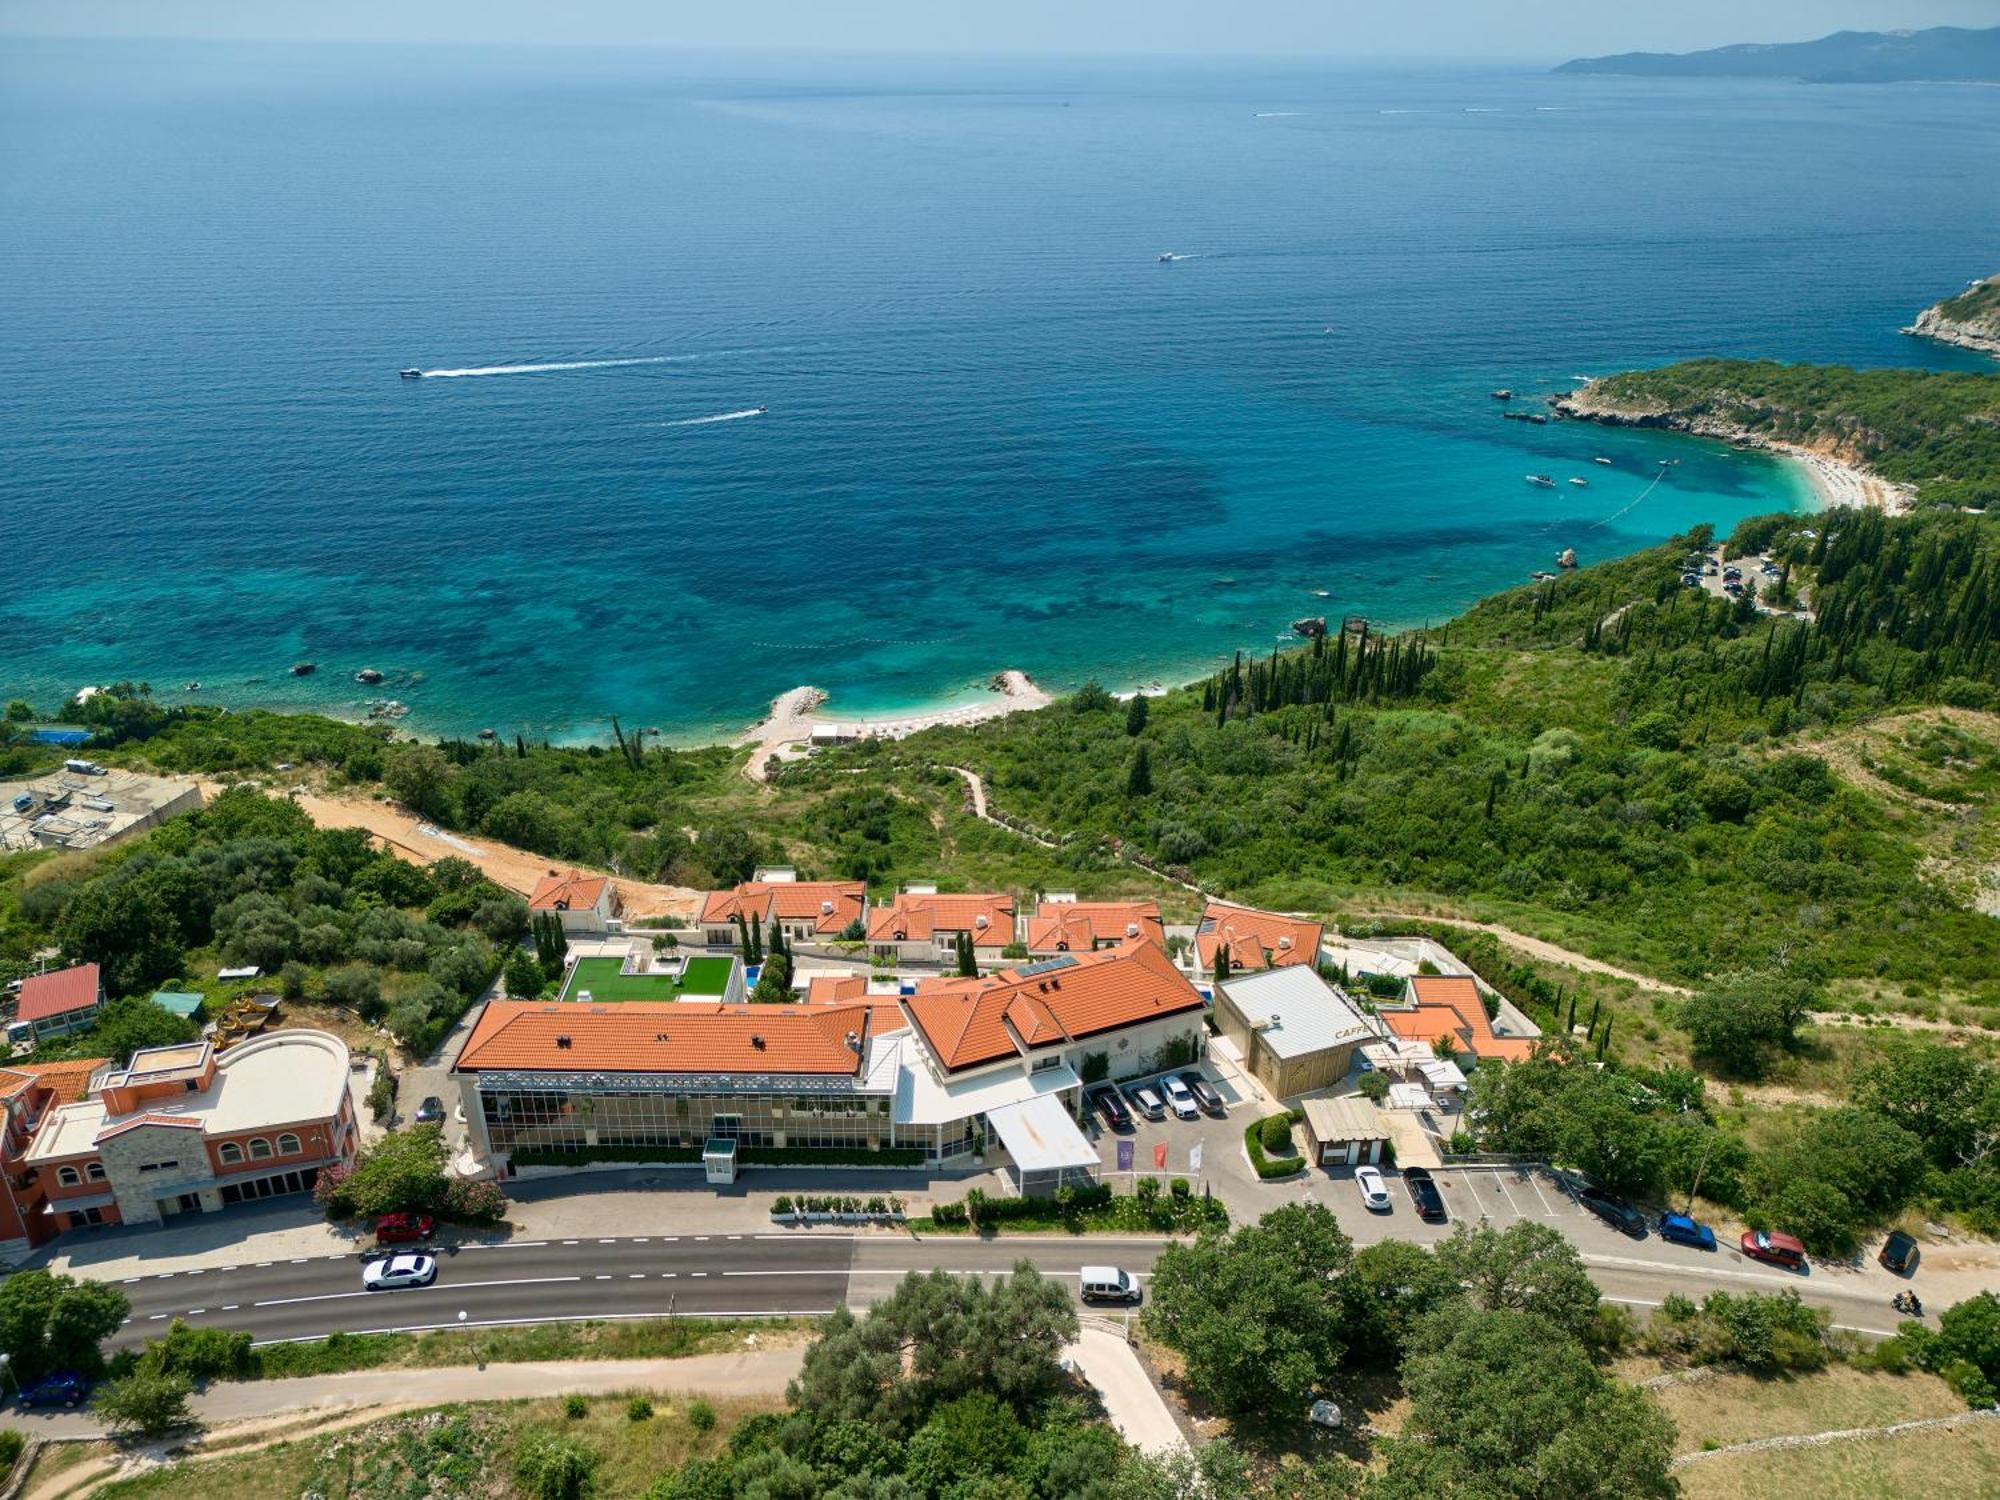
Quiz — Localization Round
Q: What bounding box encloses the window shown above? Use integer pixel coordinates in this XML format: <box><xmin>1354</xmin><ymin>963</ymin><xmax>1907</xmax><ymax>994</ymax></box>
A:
<box><xmin>247</xmin><ymin>1137</ymin><xmax>273</xmax><ymax>1160</ymax></box>
<box><xmin>217</xmin><ymin>1142</ymin><xmax>242</xmax><ymax>1165</ymax></box>
<box><xmin>56</xmin><ymin>1166</ymin><xmax>80</xmax><ymax>1187</ymax></box>
<box><xmin>138</xmin><ymin>1160</ymin><xmax>183</xmax><ymax>1174</ymax></box>
<box><xmin>277</xmin><ymin>1133</ymin><xmax>301</xmax><ymax>1156</ymax></box>
<box><xmin>86</xmin><ymin>1162</ymin><xmax>107</xmax><ymax>1181</ymax></box>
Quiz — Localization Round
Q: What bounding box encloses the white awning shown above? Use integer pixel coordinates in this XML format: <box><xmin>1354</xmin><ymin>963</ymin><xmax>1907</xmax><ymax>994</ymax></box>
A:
<box><xmin>893</xmin><ymin>1052</ymin><xmax>1081</xmax><ymax>1126</ymax></box>
<box><xmin>1418</xmin><ymin>1058</ymin><xmax>1467</xmax><ymax>1091</ymax></box>
<box><xmin>1386</xmin><ymin>1082</ymin><xmax>1432</xmax><ymax>1111</ymax></box>
<box><xmin>983</xmin><ymin>1093</ymin><xmax>1098</xmax><ymax>1174</ymax></box>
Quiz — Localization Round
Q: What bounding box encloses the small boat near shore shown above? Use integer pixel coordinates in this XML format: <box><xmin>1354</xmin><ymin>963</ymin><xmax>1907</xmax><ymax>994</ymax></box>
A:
<box><xmin>1525</xmin><ymin>474</ymin><xmax>1556</xmax><ymax>488</ymax></box>
<box><xmin>1568</xmin><ymin>477</ymin><xmax>1589</xmax><ymax>487</ymax></box>
<box><xmin>1593</xmin><ymin>456</ymin><xmax>1613</xmax><ymax>465</ymax></box>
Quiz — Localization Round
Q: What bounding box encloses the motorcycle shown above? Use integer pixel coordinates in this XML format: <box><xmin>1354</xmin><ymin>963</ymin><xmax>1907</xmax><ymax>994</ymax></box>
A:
<box><xmin>1892</xmin><ymin>1291</ymin><xmax>1924</xmax><ymax>1317</ymax></box>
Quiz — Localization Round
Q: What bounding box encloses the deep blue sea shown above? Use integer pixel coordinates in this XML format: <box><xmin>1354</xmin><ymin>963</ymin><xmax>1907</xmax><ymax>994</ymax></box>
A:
<box><xmin>4</xmin><ymin>42</ymin><xmax>1996</xmax><ymax>742</ymax></box>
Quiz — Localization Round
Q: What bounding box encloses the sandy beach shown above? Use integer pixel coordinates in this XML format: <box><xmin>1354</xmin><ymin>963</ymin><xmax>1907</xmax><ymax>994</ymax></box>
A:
<box><xmin>1552</xmin><ymin>385</ymin><xmax>1916</xmax><ymax>517</ymax></box>
<box><xmin>739</xmin><ymin>670</ymin><xmax>1052</xmax><ymax>781</ymax></box>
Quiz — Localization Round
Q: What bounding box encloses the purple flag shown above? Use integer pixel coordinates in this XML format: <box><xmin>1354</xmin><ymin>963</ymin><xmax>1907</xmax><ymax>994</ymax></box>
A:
<box><xmin>1116</xmin><ymin>1138</ymin><xmax>1134</xmax><ymax>1172</ymax></box>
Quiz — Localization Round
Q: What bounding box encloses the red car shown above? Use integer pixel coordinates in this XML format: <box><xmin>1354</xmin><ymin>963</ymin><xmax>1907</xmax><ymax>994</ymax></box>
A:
<box><xmin>374</xmin><ymin>1212</ymin><xmax>436</xmax><ymax>1245</ymax></box>
<box><xmin>1739</xmin><ymin>1229</ymin><xmax>1807</xmax><ymax>1270</ymax></box>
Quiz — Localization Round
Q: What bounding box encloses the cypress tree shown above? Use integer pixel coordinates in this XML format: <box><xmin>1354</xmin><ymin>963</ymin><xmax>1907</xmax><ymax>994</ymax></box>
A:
<box><xmin>1126</xmin><ymin>692</ymin><xmax>1149</xmax><ymax>736</ymax></box>
<box><xmin>1126</xmin><ymin>744</ymin><xmax>1153</xmax><ymax>797</ymax></box>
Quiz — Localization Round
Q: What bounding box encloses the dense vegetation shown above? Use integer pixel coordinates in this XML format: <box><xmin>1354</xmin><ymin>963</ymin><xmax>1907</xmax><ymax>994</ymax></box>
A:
<box><xmin>1934</xmin><ymin>276</ymin><xmax>2000</xmax><ymax>334</ymax></box>
<box><xmin>1584</xmin><ymin>360</ymin><xmax>2000</xmax><ymax>508</ymax></box>
<box><xmin>0</xmin><ymin>785</ymin><xmax>513</xmax><ymax>1057</ymax></box>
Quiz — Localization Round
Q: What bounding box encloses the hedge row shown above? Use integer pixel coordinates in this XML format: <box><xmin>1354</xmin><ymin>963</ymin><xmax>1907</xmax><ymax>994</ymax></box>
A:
<box><xmin>509</xmin><ymin>1144</ymin><xmax>924</xmax><ymax>1168</ymax></box>
<box><xmin>1244</xmin><ymin>1108</ymin><xmax>1307</xmax><ymax>1180</ymax></box>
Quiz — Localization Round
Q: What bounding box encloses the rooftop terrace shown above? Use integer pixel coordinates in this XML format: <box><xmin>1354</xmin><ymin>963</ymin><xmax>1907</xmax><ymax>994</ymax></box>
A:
<box><xmin>558</xmin><ymin>955</ymin><xmax>737</xmax><ymax>1004</ymax></box>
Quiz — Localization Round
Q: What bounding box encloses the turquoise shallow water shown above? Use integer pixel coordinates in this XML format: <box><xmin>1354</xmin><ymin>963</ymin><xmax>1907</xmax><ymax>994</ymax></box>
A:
<box><xmin>2</xmin><ymin>43</ymin><xmax>1995</xmax><ymax>742</ymax></box>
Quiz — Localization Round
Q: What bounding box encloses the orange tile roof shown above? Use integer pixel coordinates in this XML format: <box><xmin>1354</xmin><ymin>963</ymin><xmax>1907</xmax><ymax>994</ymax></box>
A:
<box><xmin>456</xmin><ymin>1000</ymin><xmax>874</xmax><ymax>1076</ymax></box>
<box><xmin>11</xmin><ymin>1058</ymin><xmax>108</xmax><ymax>1105</ymax></box>
<box><xmin>15</xmin><ymin>964</ymin><xmax>101</xmax><ymax>1023</ymax></box>
<box><xmin>1024</xmin><ymin>901</ymin><xmax>1165</xmax><ymax>953</ymax></box>
<box><xmin>1380</xmin><ymin>976</ymin><xmax>1536</xmax><ymax>1063</ymax></box>
<box><xmin>699</xmin><ymin>880</ymin><xmax>866</xmax><ymax>935</ymax></box>
<box><xmin>903</xmin><ymin>940</ymin><xmax>1206</xmax><ymax>1073</ymax></box>
<box><xmin>805</xmin><ymin>973</ymin><xmax>867</xmax><ymax>1004</ymax></box>
<box><xmin>529</xmin><ymin>870</ymin><xmax>613</xmax><ymax>914</ymax></box>
<box><xmin>866</xmin><ymin>892</ymin><xmax>1014</xmax><ymax>947</ymax></box>
<box><xmin>1194</xmin><ymin>903</ymin><xmax>1322</xmax><ymax>971</ymax></box>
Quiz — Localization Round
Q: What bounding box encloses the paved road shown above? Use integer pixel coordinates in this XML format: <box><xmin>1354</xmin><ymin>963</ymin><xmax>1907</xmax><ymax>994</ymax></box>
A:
<box><xmin>100</xmin><ymin>1235</ymin><xmax>1176</xmax><ymax>1347</ymax></box>
<box><xmin>95</xmin><ymin>1217</ymin><xmax>1906</xmax><ymax>1353</ymax></box>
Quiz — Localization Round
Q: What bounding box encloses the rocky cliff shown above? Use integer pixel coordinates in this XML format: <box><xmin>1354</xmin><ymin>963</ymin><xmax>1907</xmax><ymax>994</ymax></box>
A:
<box><xmin>1904</xmin><ymin>276</ymin><xmax>2000</xmax><ymax>359</ymax></box>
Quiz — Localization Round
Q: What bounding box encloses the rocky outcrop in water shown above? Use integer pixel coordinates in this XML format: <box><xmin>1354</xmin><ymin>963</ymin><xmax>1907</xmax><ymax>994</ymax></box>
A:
<box><xmin>1903</xmin><ymin>275</ymin><xmax>2000</xmax><ymax>358</ymax></box>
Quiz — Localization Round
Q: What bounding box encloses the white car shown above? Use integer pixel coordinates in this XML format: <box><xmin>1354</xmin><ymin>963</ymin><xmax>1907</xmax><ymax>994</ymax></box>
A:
<box><xmin>1355</xmin><ymin>1166</ymin><xmax>1391</xmax><ymax>1212</ymax></box>
<box><xmin>1160</xmin><ymin>1075</ymin><xmax>1201</xmax><ymax>1121</ymax></box>
<box><xmin>362</xmin><ymin>1253</ymin><xmax>438</xmax><ymax>1291</ymax></box>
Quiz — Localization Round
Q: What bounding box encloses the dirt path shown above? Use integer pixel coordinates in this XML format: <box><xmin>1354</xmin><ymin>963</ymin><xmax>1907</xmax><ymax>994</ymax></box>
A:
<box><xmin>1343</xmin><ymin>911</ymin><xmax>1692</xmax><ymax>995</ymax></box>
<box><xmin>204</xmin><ymin>781</ymin><xmax>701</xmax><ymax>922</ymax></box>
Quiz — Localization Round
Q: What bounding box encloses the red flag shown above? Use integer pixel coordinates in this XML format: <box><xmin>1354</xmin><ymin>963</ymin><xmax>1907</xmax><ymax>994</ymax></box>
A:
<box><xmin>1153</xmin><ymin>1142</ymin><xmax>1168</xmax><ymax>1170</ymax></box>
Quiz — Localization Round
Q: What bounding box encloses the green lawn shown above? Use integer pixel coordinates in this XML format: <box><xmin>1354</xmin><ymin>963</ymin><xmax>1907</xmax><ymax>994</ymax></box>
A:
<box><xmin>559</xmin><ymin>955</ymin><xmax>735</xmax><ymax>1003</ymax></box>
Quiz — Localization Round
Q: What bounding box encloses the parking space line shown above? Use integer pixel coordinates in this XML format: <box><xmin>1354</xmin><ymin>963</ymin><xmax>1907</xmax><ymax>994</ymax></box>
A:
<box><xmin>1528</xmin><ymin>1173</ymin><xmax>1560</xmax><ymax>1215</ymax></box>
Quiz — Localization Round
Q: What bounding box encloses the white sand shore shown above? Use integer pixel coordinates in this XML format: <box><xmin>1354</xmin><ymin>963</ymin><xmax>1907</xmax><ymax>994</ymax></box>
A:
<box><xmin>1551</xmin><ymin>386</ymin><xmax>1915</xmax><ymax>517</ymax></box>
<box><xmin>738</xmin><ymin>670</ymin><xmax>1052</xmax><ymax>781</ymax></box>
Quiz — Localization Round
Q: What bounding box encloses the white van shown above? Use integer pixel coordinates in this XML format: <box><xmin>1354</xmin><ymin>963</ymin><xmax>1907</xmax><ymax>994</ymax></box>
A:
<box><xmin>1079</xmin><ymin>1266</ymin><xmax>1141</xmax><ymax>1305</ymax></box>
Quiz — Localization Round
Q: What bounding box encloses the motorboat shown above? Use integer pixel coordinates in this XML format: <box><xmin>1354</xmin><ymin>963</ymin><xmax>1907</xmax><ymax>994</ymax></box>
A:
<box><xmin>1491</xmin><ymin>389</ymin><xmax>1514</xmax><ymax>400</ymax></box>
<box><xmin>399</xmin><ymin>369</ymin><xmax>423</xmax><ymax>379</ymax></box>
<box><xmin>1593</xmin><ymin>456</ymin><xmax>1613</xmax><ymax>465</ymax></box>
<box><xmin>1525</xmin><ymin>474</ymin><xmax>1556</xmax><ymax>488</ymax></box>
<box><xmin>1568</xmin><ymin>477</ymin><xmax>1589</xmax><ymax>487</ymax></box>
<box><xmin>1158</xmin><ymin>252</ymin><xmax>1177</xmax><ymax>263</ymax></box>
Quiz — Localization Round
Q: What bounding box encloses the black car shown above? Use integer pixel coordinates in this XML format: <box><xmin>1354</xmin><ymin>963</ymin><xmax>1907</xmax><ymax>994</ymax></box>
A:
<box><xmin>414</xmin><ymin>1095</ymin><xmax>446</xmax><ymax>1125</ymax></box>
<box><xmin>1091</xmin><ymin>1086</ymin><xmax>1133</xmax><ymax>1130</ymax></box>
<box><xmin>1403</xmin><ymin>1167</ymin><xmax>1448</xmax><ymax>1224</ymax></box>
<box><xmin>1178</xmin><ymin>1071</ymin><xmax>1226</xmax><ymax>1117</ymax></box>
<box><xmin>19</xmin><ymin>1371</ymin><xmax>87</xmax><ymax>1409</ymax></box>
<box><xmin>1879</xmin><ymin>1229</ymin><xmax>1920</xmax><ymax>1275</ymax></box>
<box><xmin>1577</xmin><ymin>1184</ymin><xmax>1646</xmax><ymax>1236</ymax></box>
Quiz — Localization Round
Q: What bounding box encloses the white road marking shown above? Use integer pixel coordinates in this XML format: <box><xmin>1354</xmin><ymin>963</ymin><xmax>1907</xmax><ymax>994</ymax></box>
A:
<box><xmin>187</xmin><ymin>1308</ymin><xmax>205</xmax><ymax>1316</ymax></box>
<box><xmin>222</xmin><ymin>1304</ymin><xmax>239</xmax><ymax>1311</ymax></box>
<box><xmin>594</xmin><ymin>1275</ymin><xmax>612</xmax><ymax>1281</ymax></box>
<box><xmin>148</xmin><ymin>1314</ymin><xmax>167</xmax><ymax>1321</ymax></box>
<box><xmin>628</xmin><ymin>1274</ymin><xmax>645</xmax><ymax>1280</ymax></box>
<box><xmin>253</xmin><ymin>1274</ymin><xmax>582</xmax><ymax>1309</ymax></box>
<box><xmin>562</xmin><ymin>1239</ymin><xmax>579</xmax><ymax>1245</ymax></box>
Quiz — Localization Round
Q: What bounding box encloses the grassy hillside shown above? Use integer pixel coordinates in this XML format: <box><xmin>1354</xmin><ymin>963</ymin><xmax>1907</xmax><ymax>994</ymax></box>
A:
<box><xmin>1581</xmin><ymin>360</ymin><xmax>2000</xmax><ymax>508</ymax></box>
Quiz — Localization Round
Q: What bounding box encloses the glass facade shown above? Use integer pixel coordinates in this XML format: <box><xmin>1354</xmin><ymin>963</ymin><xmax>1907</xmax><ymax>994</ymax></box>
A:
<box><xmin>480</xmin><ymin>1084</ymin><xmax>897</xmax><ymax>1156</ymax></box>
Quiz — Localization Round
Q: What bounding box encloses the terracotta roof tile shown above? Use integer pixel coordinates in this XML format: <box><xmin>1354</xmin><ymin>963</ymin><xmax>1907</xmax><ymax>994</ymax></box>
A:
<box><xmin>12</xmin><ymin>1058</ymin><xmax>108</xmax><ymax>1105</ymax></box>
<box><xmin>15</xmin><ymin>964</ymin><xmax>101</xmax><ymax>1023</ymax></box>
<box><xmin>1024</xmin><ymin>901</ymin><xmax>1164</xmax><ymax>953</ymax></box>
<box><xmin>699</xmin><ymin>880</ymin><xmax>866</xmax><ymax>935</ymax></box>
<box><xmin>529</xmin><ymin>870</ymin><xmax>613</xmax><ymax>913</ymax></box>
<box><xmin>1194</xmin><ymin>903</ymin><xmax>1322</xmax><ymax>971</ymax></box>
<box><xmin>865</xmin><ymin>892</ymin><xmax>1014</xmax><ymax>946</ymax></box>
<box><xmin>1382</xmin><ymin>977</ymin><xmax>1535</xmax><ymax>1063</ymax></box>
<box><xmin>903</xmin><ymin>941</ymin><xmax>1205</xmax><ymax>1072</ymax></box>
<box><xmin>456</xmin><ymin>1000</ymin><xmax>874</xmax><ymax>1076</ymax></box>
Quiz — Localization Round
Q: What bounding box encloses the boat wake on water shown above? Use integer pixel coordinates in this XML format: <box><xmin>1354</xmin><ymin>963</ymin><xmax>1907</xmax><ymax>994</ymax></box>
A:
<box><xmin>661</xmin><ymin>408</ymin><xmax>767</xmax><ymax>427</ymax></box>
<box><xmin>413</xmin><ymin>355</ymin><xmax>695</xmax><ymax>379</ymax></box>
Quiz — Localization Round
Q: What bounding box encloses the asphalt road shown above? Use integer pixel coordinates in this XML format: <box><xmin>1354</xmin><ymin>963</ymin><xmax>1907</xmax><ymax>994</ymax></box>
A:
<box><xmin>99</xmin><ymin>1225</ymin><xmax>1907</xmax><ymax>1351</ymax></box>
<box><xmin>102</xmin><ymin>1235</ymin><xmax>1172</xmax><ymax>1347</ymax></box>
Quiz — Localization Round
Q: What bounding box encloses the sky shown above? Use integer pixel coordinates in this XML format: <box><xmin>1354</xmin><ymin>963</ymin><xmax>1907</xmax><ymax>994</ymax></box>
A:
<box><xmin>5</xmin><ymin>0</ymin><xmax>1997</xmax><ymax>62</ymax></box>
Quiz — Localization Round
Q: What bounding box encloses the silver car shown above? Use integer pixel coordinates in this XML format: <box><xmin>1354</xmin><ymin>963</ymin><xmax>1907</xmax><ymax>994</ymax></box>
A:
<box><xmin>362</xmin><ymin>1252</ymin><xmax>438</xmax><ymax>1291</ymax></box>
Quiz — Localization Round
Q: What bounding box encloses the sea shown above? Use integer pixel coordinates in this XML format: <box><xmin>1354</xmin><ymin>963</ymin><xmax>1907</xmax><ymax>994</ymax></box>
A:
<box><xmin>4</xmin><ymin>41</ymin><xmax>1997</xmax><ymax>744</ymax></box>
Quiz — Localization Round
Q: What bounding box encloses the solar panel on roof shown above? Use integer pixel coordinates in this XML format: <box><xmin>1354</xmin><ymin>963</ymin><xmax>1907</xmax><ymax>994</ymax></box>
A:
<box><xmin>1015</xmin><ymin>956</ymin><xmax>1080</xmax><ymax>977</ymax></box>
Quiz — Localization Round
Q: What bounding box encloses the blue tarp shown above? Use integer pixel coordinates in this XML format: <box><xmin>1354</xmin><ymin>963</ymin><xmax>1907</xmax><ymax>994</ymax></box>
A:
<box><xmin>28</xmin><ymin>728</ymin><xmax>90</xmax><ymax>746</ymax></box>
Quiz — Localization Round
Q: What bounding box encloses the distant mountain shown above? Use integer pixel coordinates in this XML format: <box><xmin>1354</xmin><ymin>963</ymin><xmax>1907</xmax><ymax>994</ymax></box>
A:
<box><xmin>1555</xmin><ymin>25</ymin><xmax>2000</xmax><ymax>83</ymax></box>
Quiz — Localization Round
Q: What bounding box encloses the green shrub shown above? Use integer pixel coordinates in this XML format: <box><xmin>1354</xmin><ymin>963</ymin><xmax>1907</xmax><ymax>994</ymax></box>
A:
<box><xmin>516</xmin><ymin>1428</ymin><xmax>599</xmax><ymax>1500</ymax></box>
<box><xmin>563</xmin><ymin>1394</ymin><xmax>589</xmax><ymax>1420</ymax></box>
<box><xmin>772</xmin><ymin>1195</ymin><xmax>794</xmax><ymax>1215</ymax></box>
<box><xmin>1245</xmin><ymin>1110</ymin><xmax>1306</xmax><ymax>1180</ymax></box>
<box><xmin>141</xmin><ymin>1319</ymin><xmax>254</xmax><ymax>1381</ymax></box>
<box><xmin>0</xmin><ymin>1429</ymin><xmax>23</xmax><ymax>1475</ymax></box>
<box><xmin>625</xmin><ymin>1396</ymin><xmax>653</xmax><ymax>1422</ymax></box>
<box><xmin>687</xmin><ymin>1399</ymin><xmax>717</xmax><ymax>1432</ymax></box>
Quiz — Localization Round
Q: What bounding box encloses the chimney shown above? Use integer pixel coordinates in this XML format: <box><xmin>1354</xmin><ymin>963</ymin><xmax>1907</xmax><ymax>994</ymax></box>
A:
<box><xmin>974</xmin><ymin>914</ymin><xmax>989</xmax><ymax>930</ymax></box>
<box><xmin>555</xmin><ymin>1034</ymin><xmax>572</xmax><ymax>1050</ymax></box>
<box><xmin>1126</xmin><ymin>921</ymin><xmax>1140</xmax><ymax>937</ymax></box>
<box><xmin>1278</xmin><ymin>936</ymin><xmax>1294</xmax><ymax>951</ymax></box>
<box><xmin>820</xmin><ymin>899</ymin><xmax>834</xmax><ymax>915</ymax></box>
<box><xmin>845</xmin><ymin>1030</ymin><xmax>860</xmax><ymax>1052</ymax></box>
